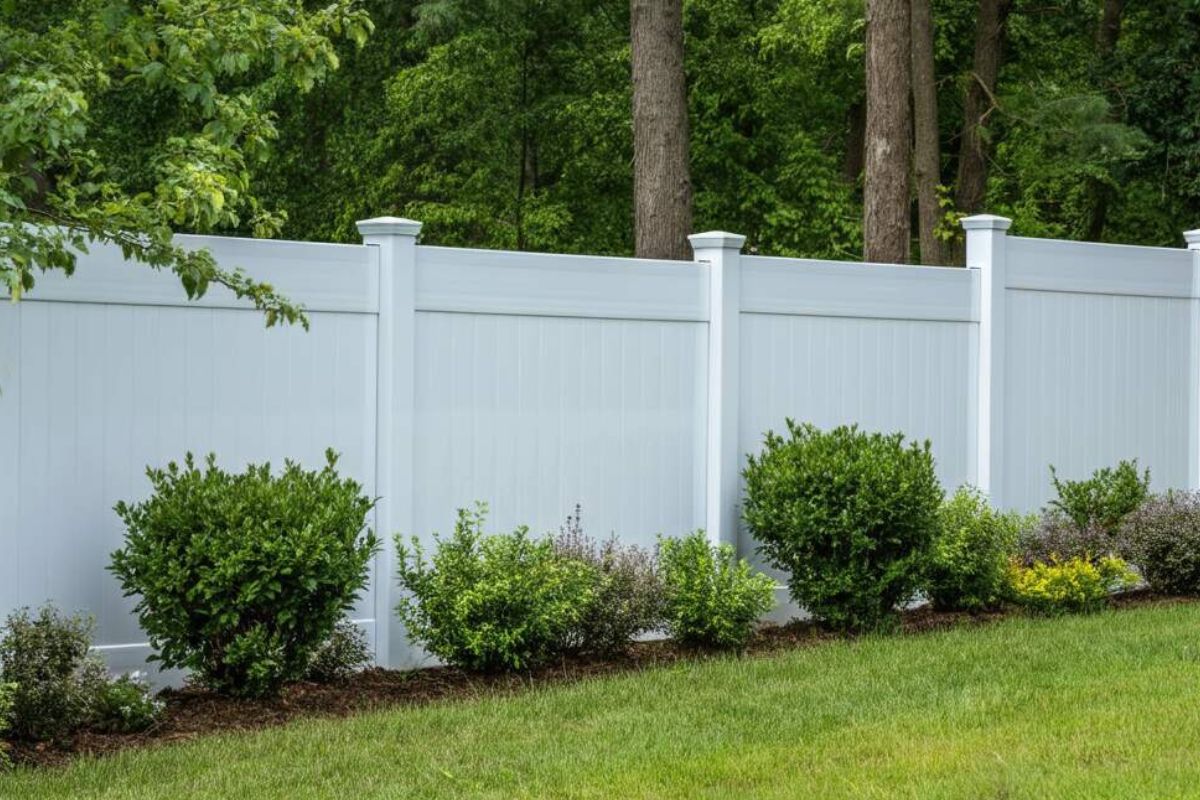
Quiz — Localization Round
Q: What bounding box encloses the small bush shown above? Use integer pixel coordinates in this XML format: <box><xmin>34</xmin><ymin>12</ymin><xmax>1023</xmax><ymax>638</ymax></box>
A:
<box><xmin>1007</xmin><ymin>556</ymin><xmax>1138</xmax><ymax>615</ymax></box>
<box><xmin>1016</xmin><ymin>513</ymin><xmax>1126</xmax><ymax>567</ymax></box>
<box><xmin>553</xmin><ymin>507</ymin><xmax>664</xmax><ymax>656</ymax></box>
<box><xmin>925</xmin><ymin>487</ymin><xmax>1028</xmax><ymax>611</ymax></box>
<box><xmin>0</xmin><ymin>681</ymin><xmax>15</xmax><ymax>768</ymax></box>
<box><xmin>1047</xmin><ymin>459</ymin><xmax>1150</xmax><ymax>535</ymax></box>
<box><xmin>1122</xmin><ymin>491</ymin><xmax>1200</xmax><ymax>595</ymax></box>
<box><xmin>396</xmin><ymin>504</ymin><xmax>594</xmax><ymax>672</ymax></box>
<box><xmin>110</xmin><ymin>450</ymin><xmax>379</xmax><ymax>698</ymax></box>
<box><xmin>658</xmin><ymin>531</ymin><xmax>775</xmax><ymax>649</ymax></box>
<box><xmin>306</xmin><ymin>620</ymin><xmax>373</xmax><ymax>683</ymax></box>
<box><xmin>89</xmin><ymin>672</ymin><xmax>163</xmax><ymax>734</ymax></box>
<box><xmin>0</xmin><ymin>606</ymin><xmax>106</xmax><ymax>742</ymax></box>
<box><xmin>743</xmin><ymin>421</ymin><xmax>943</xmax><ymax>630</ymax></box>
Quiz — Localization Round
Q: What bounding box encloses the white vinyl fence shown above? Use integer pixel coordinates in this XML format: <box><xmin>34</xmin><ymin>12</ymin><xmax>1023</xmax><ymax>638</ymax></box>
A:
<box><xmin>2</xmin><ymin>214</ymin><xmax>1198</xmax><ymax>675</ymax></box>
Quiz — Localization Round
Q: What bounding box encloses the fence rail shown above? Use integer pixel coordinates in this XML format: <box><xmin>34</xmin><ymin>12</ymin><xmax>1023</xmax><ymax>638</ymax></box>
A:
<box><xmin>2</xmin><ymin>214</ymin><xmax>1197</xmax><ymax>675</ymax></box>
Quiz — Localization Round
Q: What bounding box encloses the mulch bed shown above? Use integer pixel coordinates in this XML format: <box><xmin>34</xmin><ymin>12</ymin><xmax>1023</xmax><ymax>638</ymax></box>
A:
<box><xmin>5</xmin><ymin>590</ymin><xmax>1188</xmax><ymax>770</ymax></box>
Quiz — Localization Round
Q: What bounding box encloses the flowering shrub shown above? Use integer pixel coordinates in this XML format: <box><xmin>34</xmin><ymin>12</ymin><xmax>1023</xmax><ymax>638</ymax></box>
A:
<box><xmin>1007</xmin><ymin>556</ymin><xmax>1138</xmax><ymax>615</ymax></box>
<box><xmin>553</xmin><ymin>507</ymin><xmax>664</xmax><ymax>656</ymax></box>
<box><xmin>89</xmin><ymin>672</ymin><xmax>163</xmax><ymax>734</ymax></box>
<box><xmin>1122</xmin><ymin>491</ymin><xmax>1200</xmax><ymax>595</ymax></box>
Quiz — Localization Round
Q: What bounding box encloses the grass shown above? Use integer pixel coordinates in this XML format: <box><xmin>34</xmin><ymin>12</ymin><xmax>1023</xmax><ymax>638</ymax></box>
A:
<box><xmin>6</xmin><ymin>603</ymin><xmax>1200</xmax><ymax>799</ymax></box>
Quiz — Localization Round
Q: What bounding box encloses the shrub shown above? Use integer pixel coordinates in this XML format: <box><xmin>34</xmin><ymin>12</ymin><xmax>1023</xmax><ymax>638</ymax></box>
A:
<box><xmin>306</xmin><ymin>620</ymin><xmax>373</xmax><ymax>683</ymax></box>
<box><xmin>0</xmin><ymin>681</ymin><xmax>14</xmax><ymax>768</ymax></box>
<box><xmin>1016</xmin><ymin>513</ymin><xmax>1126</xmax><ymax>567</ymax></box>
<box><xmin>1047</xmin><ymin>459</ymin><xmax>1150</xmax><ymax>535</ymax></box>
<box><xmin>1007</xmin><ymin>556</ymin><xmax>1138</xmax><ymax>615</ymax></box>
<box><xmin>396</xmin><ymin>504</ymin><xmax>595</xmax><ymax>672</ymax></box>
<box><xmin>742</xmin><ymin>421</ymin><xmax>943</xmax><ymax>630</ymax></box>
<box><xmin>553</xmin><ymin>507</ymin><xmax>664</xmax><ymax>656</ymax></box>
<box><xmin>110</xmin><ymin>450</ymin><xmax>378</xmax><ymax>698</ymax></box>
<box><xmin>657</xmin><ymin>531</ymin><xmax>775</xmax><ymax>649</ymax></box>
<box><xmin>0</xmin><ymin>606</ymin><xmax>106</xmax><ymax>742</ymax></box>
<box><xmin>925</xmin><ymin>487</ymin><xmax>1028</xmax><ymax>611</ymax></box>
<box><xmin>89</xmin><ymin>672</ymin><xmax>163</xmax><ymax>734</ymax></box>
<box><xmin>1122</xmin><ymin>491</ymin><xmax>1200</xmax><ymax>595</ymax></box>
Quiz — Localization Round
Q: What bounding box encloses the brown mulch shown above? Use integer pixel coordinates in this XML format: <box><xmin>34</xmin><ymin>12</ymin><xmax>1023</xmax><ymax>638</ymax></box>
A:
<box><xmin>5</xmin><ymin>590</ymin><xmax>1189</xmax><ymax>770</ymax></box>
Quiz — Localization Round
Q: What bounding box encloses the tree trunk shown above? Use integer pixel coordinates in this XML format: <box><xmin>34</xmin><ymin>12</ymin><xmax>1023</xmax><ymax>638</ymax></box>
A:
<box><xmin>954</xmin><ymin>0</ymin><xmax>1011</xmax><ymax>220</ymax></box>
<box><xmin>631</xmin><ymin>0</ymin><xmax>693</xmax><ymax>260</ymax></box>
<box><xmin>910</xmin><ymin>0</ymin><xmax>946</xmax><ymax>265</ymax></box>
<box><xmin>864</xmin><ymin>0</ymin><xmax>912</xmax><ymax>264</ymax></box>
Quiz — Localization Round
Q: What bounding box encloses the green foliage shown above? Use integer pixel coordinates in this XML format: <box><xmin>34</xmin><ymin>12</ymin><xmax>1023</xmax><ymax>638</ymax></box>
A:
<box><xmin>306</xmin><ymin>620</ymin><xmax>373</xmax><ymax>683</ymax></box>
<box><xmin>1006</xmin><ymin>556</ymin><xmax>1138</xmax><ymax>615</ymax></box>
<box><xmin>553</xmin><ymin>507</ymin><xmax>665</xmax><ymax>657</ymax></box>
<box><xmin>110</xmin><ymin>451</ymin><xmax>378</xmax><ymax>698</ymax></box>
<box><xmin>657</xmin><ymin>531</ymin><xmax>775</xmax><ymax>649</ymax></box>
<box><xmin>1122</xmin><ymin>491</ymin><xmax>1200</xmax><ymax>595</ymax></box>
<box><xmin>88</xmin><ymin>673</ymin><xmax>163</xmax><ymax>734</ymax></box>
<box><xmin>2</xmin><ymin>0</ymin><xmax>373</xmax><ymax>324</ymax></box>
<box><xmin>395</xmin><ymin>504</ymin><xmax>595</xmax><ymax>672</ymax></box>
<box><xmin>926</xmin><ymin>487</ymin><xmax>1028</xmax><ymax>612</ymax></box>
<box><xmin>1047</xmin><ymin>460</ymin><xmax>1150</xmax><ymax>536</ymax></box>
<box><xmin>743</xmin><ymin>421</ymin><xmax>943</xmax><ymax>631</ymax></box>
<box><xmin>0</xmin><ymin>606</ymin><xmax>106</xmax><ymax>742</ymax></box>
<box><xmin>0</xmin><ymin>681</ymin><xmax>13</xmax><ymax>768</ymax></box>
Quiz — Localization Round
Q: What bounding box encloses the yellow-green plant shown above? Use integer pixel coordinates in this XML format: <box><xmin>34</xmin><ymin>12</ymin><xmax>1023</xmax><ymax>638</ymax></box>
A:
<box><xmin>1007</xmin><ymin>556</ymin><xmax>1138</xmax><ymax>615</ymax></box>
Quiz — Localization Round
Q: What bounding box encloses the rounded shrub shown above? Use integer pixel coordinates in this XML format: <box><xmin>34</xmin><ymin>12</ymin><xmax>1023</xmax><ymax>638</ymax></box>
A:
<box><xmin>395</xmin><ymin>504</ymin><xmax>595</xmax><ymax>672</ymax></box>
<box><xmin>926</xmin><ymin>487</ymin><xmax>1028</xmax><ymax>611</ymax></box>
<box><xmin>743</xmin><ymin>421</ymin><xmax>943</xmax><ymax>630</ymax></box>
<box><xmin>306</xmin><ymin>620</ymin><xmax>373</xmax><ymax>683</ymax></box>
<box><xmin>1122</xmin><ymin>490</ymin><xmax>1200</xmax><ymax>595</ymax></box>
<box><xmin>89</xmin><ymin>673</ymin><xmax>163</xmax><ymax>734</ymax></box>
<box><xmin>657</xmin><ymin>531</ymin><xmax>775</xmax><ymax>649</ymax></box>
<box><xmin>1006</xmin><ymin>556</ymin><xmax>1138</xmax><ymax>615</ymax></box>
<box><xmin>110</xmin><ymin>450</ymin><xmax>378</xmax><ymax>698</ymax></box>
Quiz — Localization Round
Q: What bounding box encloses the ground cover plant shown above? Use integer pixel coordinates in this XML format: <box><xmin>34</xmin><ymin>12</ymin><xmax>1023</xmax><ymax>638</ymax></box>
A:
<box><xmin>743</xmin><ymin>421</ymin><xmax>943</xmax><ymax>630</ymax></box>
<box><xmin>110</xmin><ymin>451</ymin><xmax>378</xmax><ymax>698</ymax></box>
<box><xmin>3</xmin><ymin>602</ymin><xmax>1199</xmax><ymax>798</ymax></box>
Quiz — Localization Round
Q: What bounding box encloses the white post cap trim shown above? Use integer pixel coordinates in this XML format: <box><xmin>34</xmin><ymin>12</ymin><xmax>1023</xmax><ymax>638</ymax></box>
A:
<box><xmin>960</xmin><ymin>214</ymin><xmax>1013</xmax><ymax>232</ymax></box>
<box><xmin>1184</xmin><ymin>229</ymin><xmax>1200</xmax><ymax>250</ymax></box>
<box><xmin>688</xmin><ymin>231</ymin><xmax>747</xmax><ymax>251</ymax></box>
<box><xmin>356</xmin><ymin>217</ymin><xmax>423</xmax><ymax>237</ymax></box>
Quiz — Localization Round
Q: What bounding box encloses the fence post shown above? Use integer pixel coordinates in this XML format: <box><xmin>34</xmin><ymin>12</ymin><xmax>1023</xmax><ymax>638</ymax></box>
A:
<box><xmin>689</xmin><ymin>230</ymin><xmax>747</xmax><ymax>548</ymax></box>
<box><xmin>963</xmin><ymin>214</ymin><xmax>1012</xmax><ymax>507</ymax></box>
<box><xmin>1185</xmin><ymin>230</ymin><xmax>1200</xmax><ymax>489</ymax></box>
<box><xmin>357</xmin><ymin>216</ymin><xmax>422</xmax><ymax>668</ymax></box>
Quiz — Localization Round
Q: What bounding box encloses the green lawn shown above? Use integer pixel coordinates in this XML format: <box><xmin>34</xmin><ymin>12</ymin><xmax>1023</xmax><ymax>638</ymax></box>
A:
<box><xmin>6</xmin><ymin>603</ymin><xmax>1200</xmax><ymax>799</ymax></box>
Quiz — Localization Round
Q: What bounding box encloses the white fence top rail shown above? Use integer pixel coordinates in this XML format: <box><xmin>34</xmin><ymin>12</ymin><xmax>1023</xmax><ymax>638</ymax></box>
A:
<box><xmin>415</xmin><ymin>245</ymin><xmax>709</xmax><ymax>322</ymax></box>
<box><xmin>742</xmin><ymin>255</ymin><xmax>978</xmax><ymax>322</ymax></box>
<box><xmin>1007</xmin><ymin>236</ymin><xmax>1196</xmax><ymax>298</ymax></box>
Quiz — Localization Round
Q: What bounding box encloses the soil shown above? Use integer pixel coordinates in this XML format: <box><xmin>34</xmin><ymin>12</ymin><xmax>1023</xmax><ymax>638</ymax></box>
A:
<box><xmin>5</xmin><ymin>590</ymin><xmax>1187</xmax><ymax>770</ymax></box>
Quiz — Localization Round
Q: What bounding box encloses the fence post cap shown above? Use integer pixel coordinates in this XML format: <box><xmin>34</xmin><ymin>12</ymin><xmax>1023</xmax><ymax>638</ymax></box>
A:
<box><xmin>961</xmin><ymin>214</ymin><xmax>1012</xmax><ymax>232</ymax></box>
<box><xmin>356</xmin><ymin>217</ymin><xmax>423</xmax><ymax>237</ymax></box>
<box><xmin>687</xmin><ymin>231</ymin><xmax>746</xmax><ymax>251</ymax></box>
<box><xmin>1184</xmin><ymin>229</ymin><xmax>1200</xmax><ymax>250</ymax></box>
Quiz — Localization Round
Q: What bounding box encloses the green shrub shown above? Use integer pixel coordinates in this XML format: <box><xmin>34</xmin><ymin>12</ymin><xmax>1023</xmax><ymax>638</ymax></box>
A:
<box><xmin>926</xmin><ymin>487</ymin><xmax>1028</xmax><ymax>611</ymax></box>
<box><xmin>1007</xmin><ymin>556</ymin><xmax>1138</xmax><ymax>615</ymax></box>
<box><xmin>1122</xmin><ymin>491</ymin><xmax>1200</xmax><ymax>595</ymax></box>
<box><xmin>0</xmin><ymin>681</ymin><xmax>15</xmax><ymax>768</ymax></box>
<box><xmin>110</xmin><ymin>450</ymin><xmax>378</xmax><ymax>698</ymax></box>
<box><xmin>396</xmin><ymin>504</ymin><xmax>595</xmax><ymax>672</ymax></box>
<box><xmin>0</xmin><ymin>606</ymin><xmax>106</xmax><ymax>742</ymax></box>
<box><xmin>553</xmin><ymin>507</ymin><xmax>664</xmax><ymax>656</ymax></box>
<box><xmin>1047</xmin><ymin>459</ymin><xmax>1150</xmax><ymax>535</ymax></box>
<box><xmin>658</xmin><ymin>531</ymin><xmax>775</xmax><ymax>649</ymax></box>
<box><xmin>743</xmin><ymin>421</ymin><xmax>943</xmax><ymax>630</ymax></box>
<box><xmin>89</xmin><ymin>672</ymin><xmax>163</xmax><ymax>734</ymax></box>
<box><xmin>306</xmin><ymin>620</ymin><xmax>373</xmax><ymax>683</ymax></box>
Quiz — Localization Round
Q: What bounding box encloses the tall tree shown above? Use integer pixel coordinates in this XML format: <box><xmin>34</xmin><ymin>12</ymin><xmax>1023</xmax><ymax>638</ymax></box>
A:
<box><xmin>910</xmin><ymin>0</ymin><xmax>946</xmax><ymax>265</ymax></box>
<box><xmin>863</xmin><ymin>0</ymin><xmax>912</xmax><ymax>263</ymax></box>
<box><xmin>954</xmin><ymin>0</ymin><xmax>1011</xmax><ymax>221</ymax></box>
<box><xmin>631</xmin><ymin>0</ymin><xmax>693</xmax><ymax>260</ymax></box>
